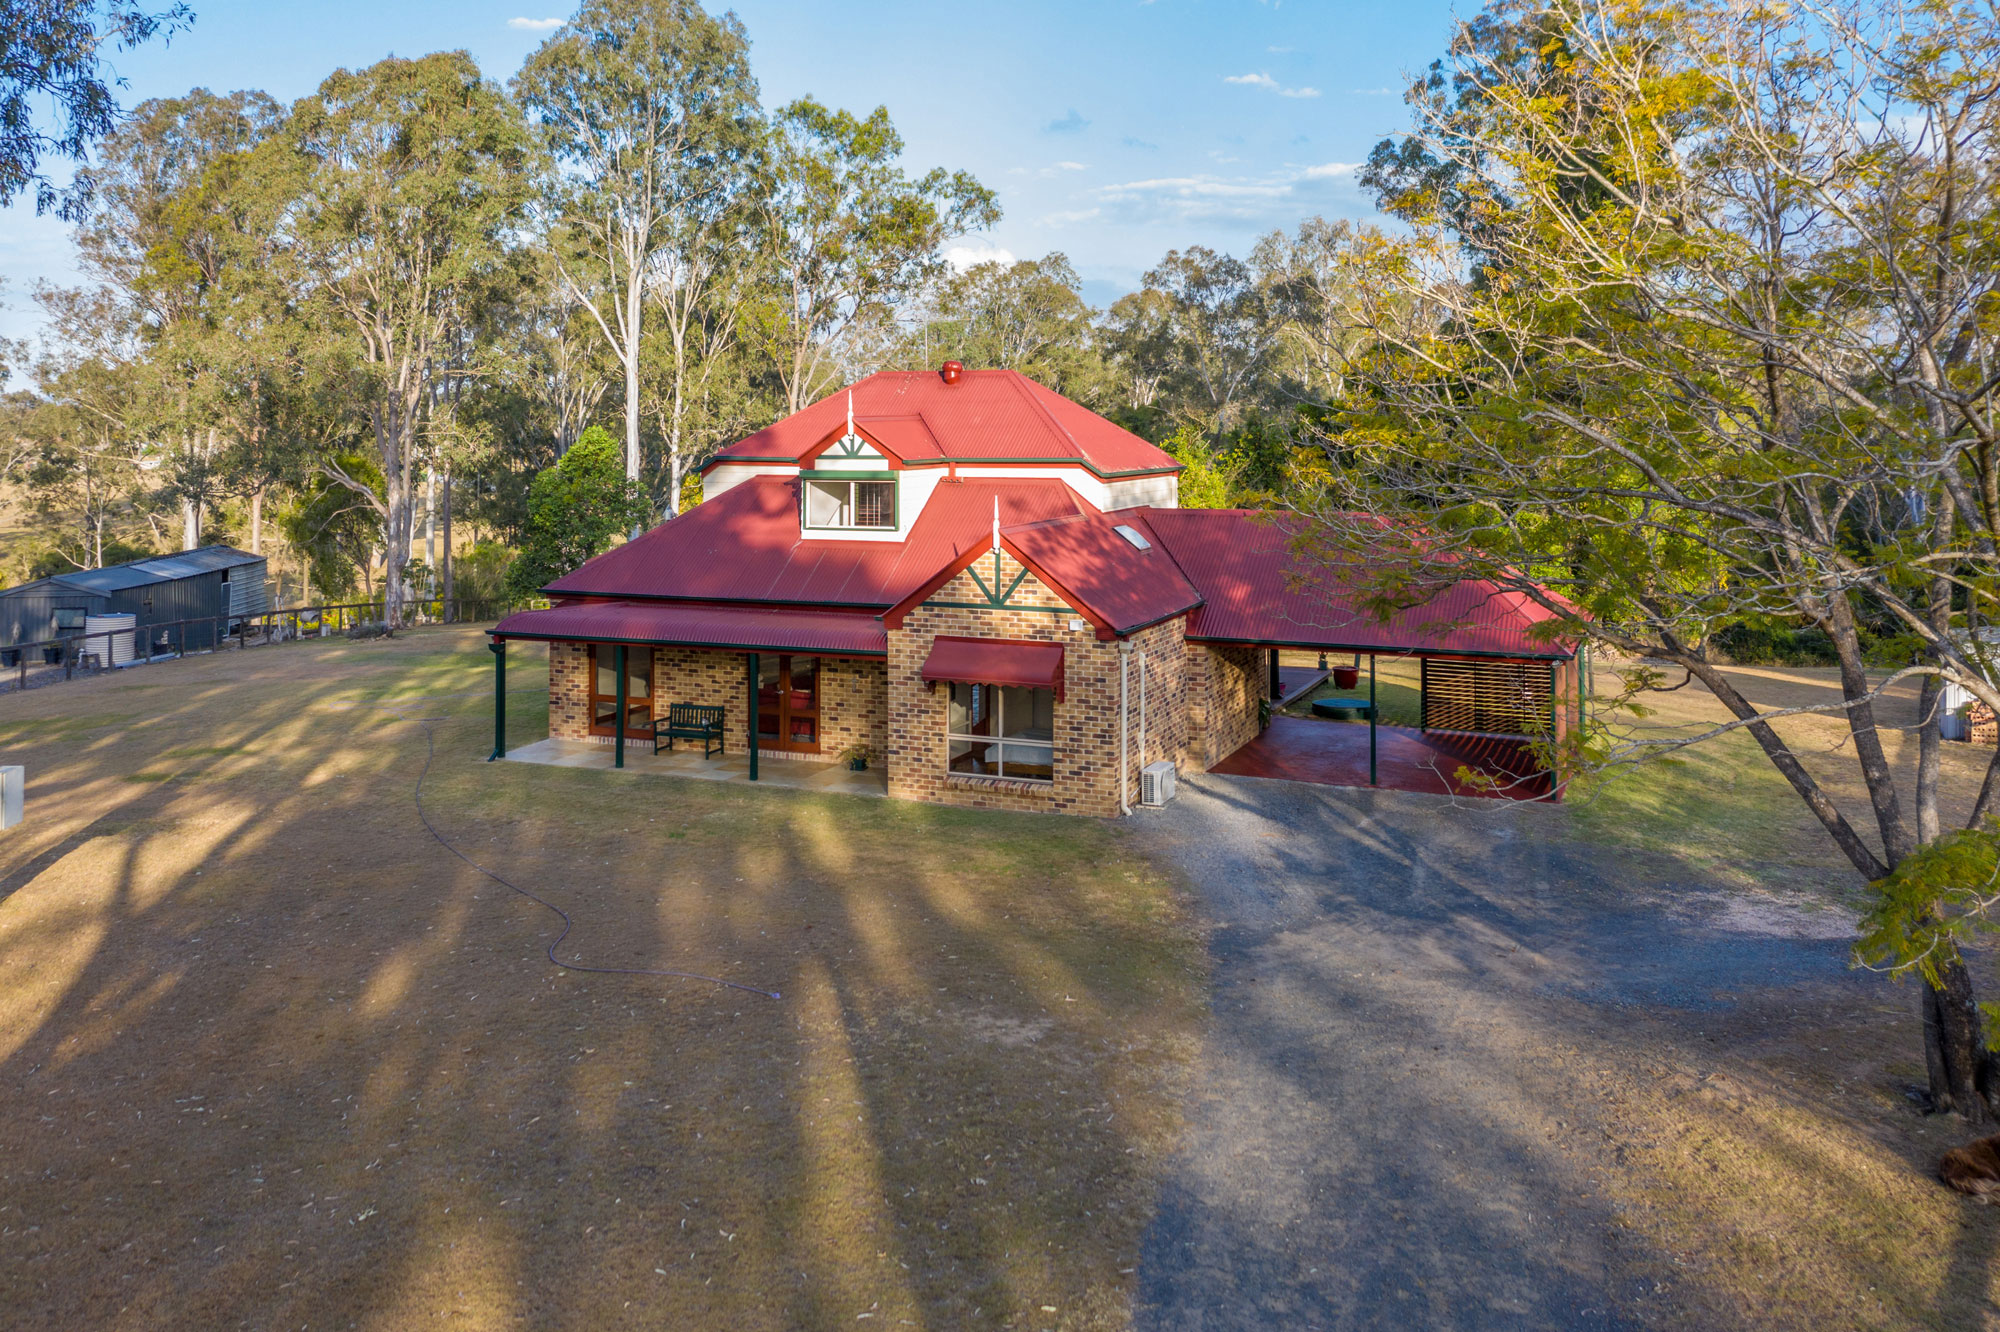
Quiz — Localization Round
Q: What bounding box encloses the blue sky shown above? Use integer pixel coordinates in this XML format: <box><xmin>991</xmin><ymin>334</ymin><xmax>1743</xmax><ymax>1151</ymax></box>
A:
<box><xmin>0</xmin><ymin>0</ymin><xmax>1465</xmax><ymax>353</ymax></box>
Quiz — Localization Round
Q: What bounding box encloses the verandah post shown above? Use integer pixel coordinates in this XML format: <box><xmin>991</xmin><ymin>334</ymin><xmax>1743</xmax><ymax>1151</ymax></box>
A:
<box><xmin>487</xmin><ymin>638</ymin><xmax>506</xmax><ymax>761</ymax></box>
<box><xmin>1368</xmin><ymin>654</ymin><xmax>1378</xmax><ymax>786</ymax></box>
<box><xmin>747</xmin><ymin>652</ymin><xmax>760</xmax><ymax>782</ymax></box>
<box><xmin>614</xmin><ymin>644</ymin><xmax>628</xmax><ymax>769</ymax></box>
<box><xmin>1268</xmin><ymin>648</ymin><xmax>1281</xmax><ymax>701</ymax></box>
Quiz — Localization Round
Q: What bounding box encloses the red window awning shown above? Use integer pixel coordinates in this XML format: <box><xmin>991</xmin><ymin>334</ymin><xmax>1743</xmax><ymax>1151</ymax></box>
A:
<box><xmin>920</xmin><ymin>635</ymin><xmax>1065</xmax><ymax>700</ymax></box>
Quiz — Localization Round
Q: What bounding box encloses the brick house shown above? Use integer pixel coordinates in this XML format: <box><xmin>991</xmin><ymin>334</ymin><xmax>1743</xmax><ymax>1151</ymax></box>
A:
<box><xmin>490</xmin><ymin>363</ymin><xmax>1578</xmax><ymax>816</ymax></box>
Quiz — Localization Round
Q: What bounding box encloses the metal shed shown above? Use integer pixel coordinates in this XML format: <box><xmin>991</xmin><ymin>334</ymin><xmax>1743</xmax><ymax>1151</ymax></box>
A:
<box><xmin>0</xmin><ymin>546</ymin><xmax>270</xmax><ymax>661</ymax></box>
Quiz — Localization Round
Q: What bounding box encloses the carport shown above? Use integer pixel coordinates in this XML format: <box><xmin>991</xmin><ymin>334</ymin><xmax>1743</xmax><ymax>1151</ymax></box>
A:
<box><xmin>1212</xmin><ymin>644</ymin><xmax>1578</xmax><ymax>799</ymax></box>
<box><xmin>1140</xmin><ymin>510</ymin><xmax>1583</xmax><ymax>799</ymax></box>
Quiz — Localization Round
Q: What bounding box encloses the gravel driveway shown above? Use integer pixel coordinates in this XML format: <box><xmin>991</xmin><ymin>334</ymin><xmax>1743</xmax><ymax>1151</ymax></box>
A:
<box><xmin>1130</xmin><ymin>772</ymin><xmax>1873</xmax><ymax>1332</ymax></box>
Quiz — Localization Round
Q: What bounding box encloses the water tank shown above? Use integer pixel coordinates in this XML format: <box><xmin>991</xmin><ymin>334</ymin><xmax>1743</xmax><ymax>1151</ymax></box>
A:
<box><xmin>83</xmin><ymin>613</ymin><xmax>137</xmax><ymax>667</ymax></box>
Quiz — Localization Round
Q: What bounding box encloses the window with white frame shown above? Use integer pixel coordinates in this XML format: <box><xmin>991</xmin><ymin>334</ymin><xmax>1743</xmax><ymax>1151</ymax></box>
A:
<box><xmin>804</xmin><ymin>477</ymin><xmax>895</xmax><ymax>529</ymax></box>
<box><xmin>946</xmin><ymin>681</ymin><xmax>1055</xmax><ymax>781</ymax></box>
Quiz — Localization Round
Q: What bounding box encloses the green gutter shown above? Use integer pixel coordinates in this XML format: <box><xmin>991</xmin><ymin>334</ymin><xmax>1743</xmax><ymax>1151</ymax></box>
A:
<box><xmin>703</xmin><ymin>456</ymin><xmax>1183</xmax><ymax>481</ymax></box>
<box><xmin>491</xmin><ymin>629</ymin><xmax>885</xmax><ymax>656</ymax></box>
<box><xmin>1186</xmin><ymin>633</ymin><xmax>1575</xmax><ymax>662</ymax></box>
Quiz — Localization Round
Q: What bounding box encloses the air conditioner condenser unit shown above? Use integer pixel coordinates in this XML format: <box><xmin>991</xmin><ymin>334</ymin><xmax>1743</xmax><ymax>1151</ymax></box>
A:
<box><xmin>1140</xmin><ymin>760</ymin><xmax>1177</xmax><ymax>807</ymax></box>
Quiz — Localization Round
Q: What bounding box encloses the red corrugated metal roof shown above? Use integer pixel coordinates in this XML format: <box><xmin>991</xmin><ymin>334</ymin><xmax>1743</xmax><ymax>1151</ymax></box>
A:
<box><xmin>491</xmin><ymin>601</ymin><xmax>888</xmax><ymax>654</ymax></box>
<box><xmin>851</xmin><ymin>415</ymin><xmax>942</xmax><ymax>460</ymax></box>
<box><xmin>708</xmin><ymin>369</ymin><xmax>1178</xmax><ymax>476</ymax></box>
<box><xmin>999</xmin><ymin>510</ymin><xmax>1203</xmax><ymax>635</ymax></box>
<box><xmin>920</xmin><ymin>636</ymin><xmax>1066</xmax><ymax>698</ymax></box>
<box><xmin>544</xmin><ymin>476</ymin><xmax>1093</xmax><ymax>608</ymax></box>
<box><xmin>1141</xmin><ymin>509</ymin><xmax>1577</xmax><ymax>660</ymax></box>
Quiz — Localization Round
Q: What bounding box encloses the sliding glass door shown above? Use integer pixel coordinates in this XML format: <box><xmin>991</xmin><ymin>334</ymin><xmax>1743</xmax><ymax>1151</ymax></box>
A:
<box><xmin>588</xmin><ymin>645</ymin><xmax>653</xmax><ymax>736</ymax></box>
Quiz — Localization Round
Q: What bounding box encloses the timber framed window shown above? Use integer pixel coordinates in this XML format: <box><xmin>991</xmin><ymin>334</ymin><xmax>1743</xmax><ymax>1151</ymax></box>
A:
<box><xmin>946</xmin><ymin>681</ymin><xmax>1055</xmax><ymax>782</ymax></box>
<box><xmin>803</xmin><ymin>475</ymin><xmax>896</xmax><ymax>530</ymax></box>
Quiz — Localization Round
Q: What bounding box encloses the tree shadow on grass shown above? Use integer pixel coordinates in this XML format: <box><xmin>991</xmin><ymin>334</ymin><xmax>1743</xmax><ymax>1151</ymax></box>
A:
<box><xmin>0</xmin><ymin>627</ymin><xmax>1203</xmax><ymax>1330</ymax></box>
<box><xmin>1132</xmin><ymin>773</ymin><xmax>2000</xmax><ymax>1331</ymax></box>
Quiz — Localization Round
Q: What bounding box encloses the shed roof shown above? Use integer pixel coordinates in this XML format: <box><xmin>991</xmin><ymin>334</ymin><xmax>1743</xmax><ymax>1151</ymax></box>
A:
<box><xmin>545</xmin><ymin>476</ymin><xmax>1094</xmax><ymax>608</ymax></box>
<box><xmin>1141</xmin><ymin>509</ymin><xmax>1577</xmax><ymax>660</ymax></box>
<box><xmin>16</xmin><ymin>545</ymin><xmax>266</xmax><ymax>596</ymax></box>
<box><xmin>707</xmin><ymin>369</ymin><xmax>1179</xmax><ymax>477</ymax></box>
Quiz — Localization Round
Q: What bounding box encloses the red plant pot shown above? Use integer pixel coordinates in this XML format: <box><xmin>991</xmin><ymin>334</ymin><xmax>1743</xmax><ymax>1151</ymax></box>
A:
<box><xmin>1332</xmin><ymin>666</ymin><xmax>1360</xmax><ymax>689</ymax></box>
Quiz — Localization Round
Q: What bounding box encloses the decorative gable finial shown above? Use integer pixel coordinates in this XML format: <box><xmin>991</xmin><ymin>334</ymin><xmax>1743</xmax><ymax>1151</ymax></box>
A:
<box><xmin>992</xmin><ymin>495</ymin><xmax>1001</xmax><ymax>554</ymax></box>
<box><xmin>846</xmin><ymin>391</ymin><xmax>854</xmax><ymax>439</ymax></box>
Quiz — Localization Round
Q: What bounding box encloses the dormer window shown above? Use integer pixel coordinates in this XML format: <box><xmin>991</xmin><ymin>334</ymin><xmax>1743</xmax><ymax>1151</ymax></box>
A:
<box><xmin>804</xmin><ymin>474</ymin><xmax>896</xmax><ymax>530</ymax></box>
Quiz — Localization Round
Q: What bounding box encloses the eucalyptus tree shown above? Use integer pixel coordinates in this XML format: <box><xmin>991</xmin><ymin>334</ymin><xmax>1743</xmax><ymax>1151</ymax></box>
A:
<box><xmin>67</xmin><ymin>88</ymin><xmax>286</xmax><ymax>549</ymax></box>
<box><xmin>284</xmin><ymin>51</ymin><xmax>530</xmax><ymax>626</ymax></box>
<box><xmin>900</xmin><ymin>253</ymin><xmax>1103</xmax><ymax>401</ymax></box>
<box><xmin>755</xmin><ymin>96</ymin><xmax>999</xmax><ymax>412</ymax></box>
<box><xmin>1133</xmin><ymin>246</ymin><xmax>1279</xmax><ymax>436</ymax></box>
<box><xmin>1252</xmin><ymin>217</ymin><xmax>1392</xmax><ymax>411</ymax></box>
<box><xmin>513</xmin><ymin>0</ymin><xmax>761</xmax><ymax>513</ymax></box>
<box><xmin>0</xmin><ymin>0</ymin><xmax>193</xmax><ymax>218</ymax></box>
<box><xmin>1326</xmin><ymin>0</ymin><xmax>2000</xmax><ymax>1118</ymax></box>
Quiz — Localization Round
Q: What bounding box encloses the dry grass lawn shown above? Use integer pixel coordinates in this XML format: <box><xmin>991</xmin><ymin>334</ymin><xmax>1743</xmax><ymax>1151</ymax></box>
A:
<box><xmin>0</xmin><ymin>627</ymin><xmax>1205</xmax><ymax>1330</ymax></box>
<box><xmin>1550</xmin><ymin>656</ymin><xmax>2000</xmax><ymax>1330</ymax></box>
<box><xmin>1271</xmin><ymin>647</ymin><xmax>2000</xmax><ymax>1329</ymax></box>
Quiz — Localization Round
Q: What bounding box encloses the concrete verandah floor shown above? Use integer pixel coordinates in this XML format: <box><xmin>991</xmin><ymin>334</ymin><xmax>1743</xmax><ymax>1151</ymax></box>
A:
<box><xmin>1209</xmin><ymin>714</ymin><xmax>1553</xmax><ymax>800</ymax></box>
<box><xmin>503</xmin><ymin>737</ymin><xmax>888</xmax><ymax>797</ymax></box>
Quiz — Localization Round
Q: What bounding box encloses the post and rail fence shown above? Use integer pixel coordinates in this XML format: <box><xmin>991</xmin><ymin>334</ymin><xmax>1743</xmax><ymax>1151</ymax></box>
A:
<box><xmin>0</xmin><ymin>596</ymin><xmax>539</xmax><ymax>695</ymax></box>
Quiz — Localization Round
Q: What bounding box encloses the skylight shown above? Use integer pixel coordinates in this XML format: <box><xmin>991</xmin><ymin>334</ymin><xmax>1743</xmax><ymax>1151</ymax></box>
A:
<box><xmin>1114</xmin><ymin>524</ymin><xmax>1152</xmax><ymax>551</ymax></box>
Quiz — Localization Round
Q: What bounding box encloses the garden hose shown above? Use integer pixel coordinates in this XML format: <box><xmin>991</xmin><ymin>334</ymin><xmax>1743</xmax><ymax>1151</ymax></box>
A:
<box><xmin>406</xmin><ymin>711</ymin><xmax>781</xmax><ymax>1002</ymax></box>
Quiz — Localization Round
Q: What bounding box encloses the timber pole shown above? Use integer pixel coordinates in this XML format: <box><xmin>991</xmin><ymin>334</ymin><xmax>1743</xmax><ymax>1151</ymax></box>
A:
<box><xmin>488</xmin><ymin>638</ymin><xmax>506</xmax><ymax>761</ymax></box>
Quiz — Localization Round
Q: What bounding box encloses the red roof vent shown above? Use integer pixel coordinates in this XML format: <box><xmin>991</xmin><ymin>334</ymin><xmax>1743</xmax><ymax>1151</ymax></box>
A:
<box><xmin>940</xmin><ymin>360</ymin><xmax>963</xmax><ymax>384</ymax></box>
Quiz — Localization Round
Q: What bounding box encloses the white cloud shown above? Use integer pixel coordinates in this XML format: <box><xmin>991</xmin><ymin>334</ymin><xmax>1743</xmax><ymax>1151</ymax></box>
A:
<box><xmin>1092</xmin><ymin>161</ymin><xmax>1365</xmax><ymax>225</ymax></box>
<box><xmin>1040</xmin><ymin>208</ymin><xmax>1103</xmax><ymax>227</ymax></box>
<box><xmin>945</xmin><ymin>243</ymin><xmax>1017</xmax><ymax>272</ymax></box>
<box><xmin>508</xmin><ymin>16</ymin><xmax>563</xmax><ymax>30</ymax></box>
<box><xmin>1349</xmin><ymin>87</ymin><xmax>1397</xmax><ymax>96</ymax></box>
<box><xmin>1224</xmin><ymin>71</ymin><xmax>1321</xmax><ymax>99</ymax></box>
<box><xmin>1054</xmin><ymin>161</ymin><xmax>1088</xmax><ymax>172</ymax></box>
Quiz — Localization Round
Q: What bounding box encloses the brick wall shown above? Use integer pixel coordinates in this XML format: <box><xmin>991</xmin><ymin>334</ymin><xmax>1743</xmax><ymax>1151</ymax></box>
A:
<box><xmin>540</xmin><ymin>573</ymin><xmax>1240</xmax><ymax>819</ymax></box>
<box><xmin>548</xmin><ymin>640</ymin><xmax>592</xmax><ymax>741</ymax></box>
<box><xmin>1188</xmin><ymin>643</ymin><xmax>1263</xmax><ymax>767</ymax></box>
<box><xmin>544</xmin><ymin>639</ymin><xmax>886</xmax><ymax>761</ymax></box>
<box><xmin>887</xmin><ymin>554</ymin><xmax>1198</xmax><ymax>818</ymax></box>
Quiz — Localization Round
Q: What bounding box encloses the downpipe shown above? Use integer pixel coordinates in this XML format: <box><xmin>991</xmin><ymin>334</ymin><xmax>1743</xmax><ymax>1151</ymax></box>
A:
<box><xmin>1118</xmin><ymin>642</ymin><xmax>1133</xmax><ymax>816</ymax></box>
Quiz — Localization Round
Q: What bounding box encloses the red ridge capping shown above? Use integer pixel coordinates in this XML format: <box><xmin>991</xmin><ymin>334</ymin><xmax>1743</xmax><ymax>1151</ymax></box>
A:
<box><xmin>919</xmin><ymin>635</ymin><xmax>1066</xmax><ymax>700</ymax></box>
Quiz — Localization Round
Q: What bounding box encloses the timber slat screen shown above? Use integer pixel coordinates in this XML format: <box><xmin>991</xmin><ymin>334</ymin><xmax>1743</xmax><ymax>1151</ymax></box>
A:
<box><xmin>1420</xmin><ymin>657</ymin><xmax>1554</xmax><ymax>737</ymax></box>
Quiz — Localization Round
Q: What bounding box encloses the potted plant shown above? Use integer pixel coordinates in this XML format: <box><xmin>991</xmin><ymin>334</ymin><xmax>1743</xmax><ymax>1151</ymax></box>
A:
<box><xmin>838</xmin><ymin>743</ymin><xmax>875</xmax><ymax>771</ymax></box>
<box><xmin>1332</xmin><ymin>663</ymin><xmax>1361</xmax><ymax>690</ymax></box>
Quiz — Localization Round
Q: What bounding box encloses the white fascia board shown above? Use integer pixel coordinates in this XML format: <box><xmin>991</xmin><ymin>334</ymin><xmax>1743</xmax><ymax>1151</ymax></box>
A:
<box><xmin>702</xmin><ymin>463</ymin><xmax>797</xmax><ymax>499</ymax></box>
<box><xmin>948</xmin><ymin>464</ymin><xmax>1113</xmax><ymax>510</ymax></box>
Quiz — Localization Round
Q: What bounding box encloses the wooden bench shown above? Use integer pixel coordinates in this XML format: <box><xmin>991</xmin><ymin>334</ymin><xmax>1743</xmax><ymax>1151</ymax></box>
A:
<box><xmin>654</xmin><ymin>702</ymin><xmax>726</xmax><ymax>758</ymax></box>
